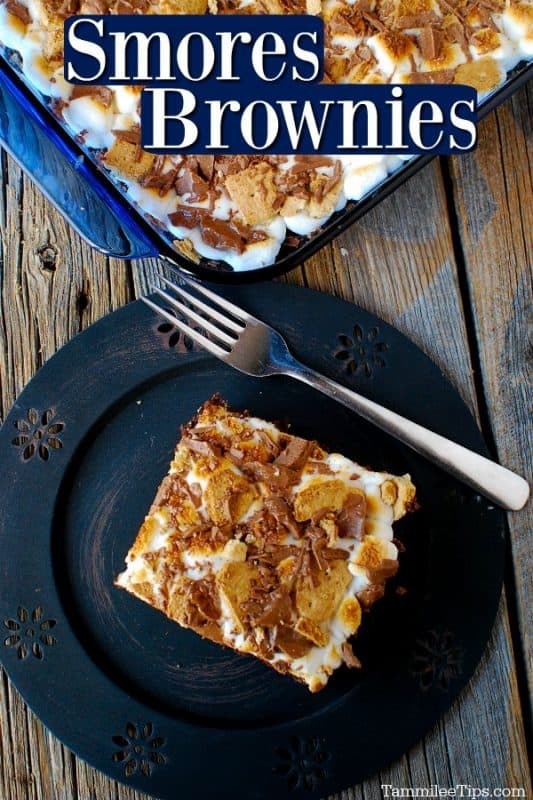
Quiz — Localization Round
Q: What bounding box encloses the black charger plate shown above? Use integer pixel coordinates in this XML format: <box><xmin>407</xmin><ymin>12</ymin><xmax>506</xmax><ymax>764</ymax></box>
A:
<box><xmin>0</xmin><ymin>283</ymin><xmax>504</xmax><ymax>799</ymax></box>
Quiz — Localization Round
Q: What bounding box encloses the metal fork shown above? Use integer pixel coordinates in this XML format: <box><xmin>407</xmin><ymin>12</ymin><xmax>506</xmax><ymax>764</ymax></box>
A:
<box><xmin>142</xmin><ymin>275</ymin><xmax>529</xmax><ymax>512</ymax></box>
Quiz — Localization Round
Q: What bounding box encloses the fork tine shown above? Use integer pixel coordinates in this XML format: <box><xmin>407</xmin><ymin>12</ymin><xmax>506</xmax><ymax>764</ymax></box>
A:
<box><xmin>178</xmin><ymin>273</ymin><xmax>254</xmax><ymax>324</ymax></box>
<box><xmin>141</xmin><ymin>297</ymin><xmax>229</xmax><ymax>359</ymax></box>
<box><xmin>153</xmin><ymin>287</ymin><xmax>237</xmax><ymax>347</ymax></box>
<box><xmin>160</xmin><ymin>276</ymin><xmax>243</xmax><ymax>334</ymax></box>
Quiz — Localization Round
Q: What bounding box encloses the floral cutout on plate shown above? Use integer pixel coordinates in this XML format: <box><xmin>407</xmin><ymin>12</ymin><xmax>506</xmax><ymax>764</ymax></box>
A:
<box><xmin>155</xmin><ymin>306</ymin><xmax>202</xmax><ymax>353</ymax></box>
<box><xmin>274</xmin><ymin>736</ymin><xmax>331</xmax><ymax>791</ymax></box>
<box><xmin>11</xmin><ymin>408</ymin><xmax>64</xmax><ymax>462</ymax></box>
<box><xmin>112</xmin><ymin>722</ymin><xmax>167</xmax><ymax>778</ymax></box>
<box><xmin>334</xmin><ymin>324</ymin><xmax>389</xmax><ymax>378</ymax></box>
<box><xmin>410</xmin><ymin>628</ymin><xmax>463</xmax><ymax>691</ymax></box>
<box><xmin>3</xmin><ymin>606</ymin><xmax>57</xmax><ymax>660</ymax></box>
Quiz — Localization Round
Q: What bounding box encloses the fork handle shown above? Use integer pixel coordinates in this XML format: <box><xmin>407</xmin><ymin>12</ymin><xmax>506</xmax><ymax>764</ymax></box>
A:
<box><xmin>285</xmin><ymin>363</ymin><xmax>529</xmax><ymax>511</ymax></box>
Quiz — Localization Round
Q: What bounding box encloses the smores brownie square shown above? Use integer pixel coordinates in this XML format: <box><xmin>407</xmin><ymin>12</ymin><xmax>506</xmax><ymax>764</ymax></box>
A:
<box><xmin>115</xmin><ymin>396</ymin><xmax>416</xmax><ymax>692</ymax></box>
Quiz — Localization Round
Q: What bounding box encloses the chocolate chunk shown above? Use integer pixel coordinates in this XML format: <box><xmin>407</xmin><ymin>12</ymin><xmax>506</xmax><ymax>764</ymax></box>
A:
<box><xmin>241</xmin><ymin>461</ymin><xmax>297</xmax><ymax>493</ymax></box>
<box><xmin>51</xmin><ymin>0</ymin><xmax>79</xmax><ymax>17</ymax></box>
<box><xmin>140</xmin><ymin>165</ymin><xmax>180</xmax><ymax>196</ymax></box>
<box><xmin>175</xmin><ymin>168</ymin><xmax>209</xmax><ymax>202</ymax></box>
<box><xmin>444</xmin><ymin>18</ymin><xmax>470</xmax><ymax>57</ymax></box>
<box><xmin>302</xmin><ymin>527</ymin><xmax>348</xmax><ymax>569</ymax></box>
<box><xmin>79</xmin><ymin>0</ymin><xmax>107</xmax><ymax>11</ymax></box>
<box><xmin>226</xmin><ymin>447</ymin><xmax>246</xmax><ymax>465</ymax></box>
<box><xmin>168</xmin><ymin>206</ymin><xmax>203</xmax><ymax>230</ymax></box>
<box><xmin>248</xmin><ymin>543</ymin><xmax>301</xmax><ymax>569</ymax></box>
<box><xmin>337</xmin><ymin>492</ymin><xmax>366</xmax><ymax>539</ymax></box>
<box><xmin>252</xmin><ymin>588</ymin><xmax>293</xmax><ymax>627</ymax></box>
<box><xmin>110</xmin><ymin>0</ymin><xmax>149</xmax><ymax>12</ymax></box>
<box><xmin>196</xmin><ymin>155</ymin><xmax>215</xmax><ymax>181</ymax></box>
<box><xmin>150</xmin><ymin>473</ymin><xmax>189</xmax><ymax>513</ymax></box>
<box><xmin>342</xmin><ymin>642</ymin><xmax>362</xmax><ymax>669</ymax></box>
<box><xmin>200</xmin><ymin>215</ymin><xmax>247</xmax><ymax>254</ymax></box>
<box><xmin>264</xmin><ymin>496</ymin><xmax>301</xmax><ymax>538</ymax></box>
<box><xmin>362</xmin><ymin>10</ymin><xmax>387</xmax><ymax>30</ymax></box>
<box><xmin>396</xmin><ymin>10</ymin><xmax>440</xmax><ymax>27</ymax></box>
<box><xmin>418</xmin><ymin>27</ymin><xmax>443</xmax><ymax>59</ymax></box>
<box><xmin>292</xmin><ymin>155</ymin><xmax>335</xmax><ymax>170</ymax></box>
<box><xmin>184</xmin><ymin>578</ymin><xmax>220</xmax><ymax>626</ymax></box>
<box><xmin>51</xmin><ymin>97</ymin><xmax>67</xmax><ymax>118</ymax></box>
<box><xmin>306</xmin><ymin>525</ymin><xmax>328</xmax><ymax>570</ymax></box>
<box><xmin>322</xmin><ymin>546</ymin><xmax>350</xmax><ymax>560</ymax></box>
<box><xmin>181</xmin><ymin>437</ymin><xmax>221</xmax><ymax>459</ymax></box>
<box><xmin>112</xmin><ymin>126</ymin><xmax>141</xmax><ymax>145</ymax></box>
<box><xmin>5</xmin><ymin>0</ymin><xmax>31</xmax><ymax>24</ymax></box>
<box><xmin>256</xmin><ymin>430</ymin><xmax>280</xmax><ymax>460</ymax></box>
<box><xmin>275</xmin><ymin>436</ymin><xmax>313</xmax><ymax>470</ymax></box>
<box><xmin>187</xmin><ymin>482</ymin><xmax>203</xmax><ymax>508</ymax></box>
<box><xmin>168</xmin><ymin>207</ymin><xmax>266</xmax><ymax>254</ymax></box>
<box><xmin>71</xmin><ymin>85</ymin><xmax>113</xmax><ymax>109</ymax></box>
<box><xmin>357</xmin><ymin>585</ymin><xmax>385</xmax><ymax>608</ymax></box>
<box><xmin>367</xmin><ymin>558</ymin><xmax>399</xmax><ymax>583</ymax></box>
<box><xmin>307</xmin><ymin>461</ymin><xmax>334</xmax><ymax>475</ymax></box>
<box><xmin>273</xmin><ymin>624</ymin><xmax>313</xmax><ymax>658</ymax></box>
<box><xmin>327</xmin><ymin>16</ymin><xmax>357</xmax><ymax>38</ymax></box>
<box><xmin>214</xmin><ymin>155</ymin><xmax>254</xmax><ymax>177</ymax></box>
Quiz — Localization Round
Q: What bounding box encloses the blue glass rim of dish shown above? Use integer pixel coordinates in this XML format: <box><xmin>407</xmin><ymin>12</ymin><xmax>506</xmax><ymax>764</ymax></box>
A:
<box><xmin>1</xmin><ymin>49</ymin><xmax>532</xmax><ymax>284</ymax></box>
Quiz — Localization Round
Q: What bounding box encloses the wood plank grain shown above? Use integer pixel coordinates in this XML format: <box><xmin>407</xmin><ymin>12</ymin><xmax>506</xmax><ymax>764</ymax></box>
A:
<box><xmin>288</xmin><ymin>159</ymin><xmax>531</xmax><ymax>799</ymax></box>
<box><xmin>446</xmin><ymin>81</ymin><xmax>532</xmax><ymax>694</ymax></box>
<box><xmin>0</xmin><ymin>134</ymin><xmax>530</xmax><ymax>800</ymax></box>
<box><xmin>0</xmin><ymin>154</ymin><xmax>140</xmax><ymax>800</ymax></box>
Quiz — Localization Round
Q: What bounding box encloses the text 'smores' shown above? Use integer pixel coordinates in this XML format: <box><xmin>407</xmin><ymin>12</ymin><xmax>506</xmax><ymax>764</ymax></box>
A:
<box><xmin>64</xmin><ymin>16</ymin><xmax>478</xmax><ymax>154</ymax></box>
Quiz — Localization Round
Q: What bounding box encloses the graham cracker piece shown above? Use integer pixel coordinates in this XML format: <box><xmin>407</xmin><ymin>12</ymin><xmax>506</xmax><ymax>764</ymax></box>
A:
<box><xmin>293</xmin><ymin>479</ymin><xmax>348</xmax><ymax>521</ymax></box>
<box><xmin>167</xmin><ymin>578</ymin><xmax>190</xmax><ymax>623</ymax></box>
<box><xmin>395</xmin><ymin>0</ymin><xmax>434</xmax><ymax>14</ymax></box>
<box><xmin>280</xmin><ymin>196</ymin><xmax>307</xmax><ymax>217</ymax></box>
<box><xmin>43</xmin><ymin>26</ymin><xmax>64</xmax><ymax>66</ymax></box>
<box><xmin>225</xmin><ymin>163</ymin><xmax>277</xmax><ymax>226</ymax></box>
<box><xmin>216</xmin><ymin>561</ymin><xmax>257</xmax><ymax>631</ymax></box>
<box><xmin>160</xmin><ymin>0</ymin><xmax>208</xmax><ymax>12</ymax></box>
<box><xmin>307</xmin><ymin>173</ymin><xmax>342</xmax><ymax>219</ymax></box>
<box><xmin>295</xmin><ymin>560</ymin><xmax>352</xmax><ymax>624</ymax></box>
<box><xmin>5</xmin><ymin>0</ymin><xmax>32</xmax><ymax>27</ymax></box>
<box><xmin>454</xmin><ymin>57</ymin><xmax>503</xmax><ymax>92</ymax></box>
<box><xmin>204</xmin><ymin>469</ymin><xmax>256</xmax><ymax>525</ymax></box>
<box><xmin>173</xmin><ymin>238</ymin><xmax>201</xmax><ymax>264</ymax></box>
<box><xmin>130</xmin><ymin>517</ymin><xmax>160</xmax><ymax>559</ymax></box>
<box><xmin>104</xmin><ymin>139</ymin><xmax>154</xmax><ymax>179</ymax></box>
<box><xmin>295</xmin><ymin>617</ymin><xmax>329</xmax><ymax>647</ymax></box>
<box><xmin>380</xmin><ymin>476</ymin><xmax>416</xmax><ymax>519</ymax></box>
<box><xmin>346</xmin><ymin>61</ymin><xmax>375</xmax><ymax>83</ymax></box>
<box><xmin>130</xmin><ymin>580</ymin><xmax>156</xmax><ymax>605</ymax></box>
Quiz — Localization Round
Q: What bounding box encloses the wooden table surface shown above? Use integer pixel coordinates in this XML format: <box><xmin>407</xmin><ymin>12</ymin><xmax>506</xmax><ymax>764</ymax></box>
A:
<box><xmin>0</xmin><ymin>82</ymin><xmax>531</xmax><ymax>800</ymax></box>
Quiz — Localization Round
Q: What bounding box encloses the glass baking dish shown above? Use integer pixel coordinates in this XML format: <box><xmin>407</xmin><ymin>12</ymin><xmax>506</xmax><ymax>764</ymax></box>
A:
<box><xmin>0</xmin><ymin>48</ymin><xmax>531</xmax><ymax>283</ymax></box>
